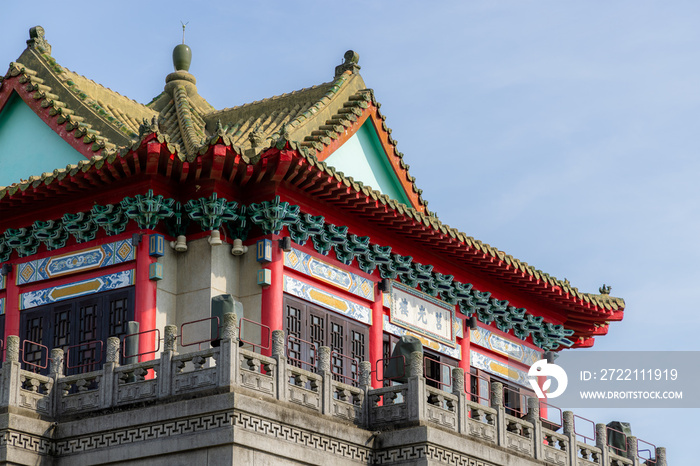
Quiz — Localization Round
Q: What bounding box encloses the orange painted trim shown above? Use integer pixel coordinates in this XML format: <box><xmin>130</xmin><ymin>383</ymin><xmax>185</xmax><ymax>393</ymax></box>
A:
<box><xmin>313</xmin><ymin>104</ymin><xmax>425</xmax><ymax>214</ymax></box>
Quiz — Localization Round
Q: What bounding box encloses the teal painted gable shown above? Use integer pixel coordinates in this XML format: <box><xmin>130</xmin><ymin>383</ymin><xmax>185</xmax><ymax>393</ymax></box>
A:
<box><xmin>325</xmin><ymin>121</ymin><xmax>412</xmax><ymax>206</ymax></box>
<box><xmin>0</xmin><ymin>93</ymin><xmax>84</xmax><ymax>187</ymax></box>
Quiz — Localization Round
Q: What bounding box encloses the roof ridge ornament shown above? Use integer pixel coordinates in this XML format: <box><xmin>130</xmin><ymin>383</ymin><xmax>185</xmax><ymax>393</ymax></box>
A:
<box><xmin>173</xmin><ymin>22</ymin><xmax>192</xmax><ymax>72</ymax></box>
<box><xmin>27</xmin><ymin>26</ymin><xmax>51</xmax><ymax>55</ymax></box>
<box><xmin>334</xmin><ymin>50</ymin><xmax>360</xmax><ymax>78</ymax></box>
<box><xmin>599</xmin><ymin>284</ymin><xmax>611</xmax><ymax>295</ymax></box>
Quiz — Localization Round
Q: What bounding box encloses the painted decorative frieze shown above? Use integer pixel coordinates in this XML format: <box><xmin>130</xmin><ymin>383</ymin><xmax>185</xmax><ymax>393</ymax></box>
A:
<box><xmin>383</xmin><ymin>315</ymin><xmax>461</xmax><ymax>360</ymax></box>
<box><xmin>0</xmin><ymin>297</ymin><xmax>4</xmax><ymax>315</ymax></box>
<box><xmin>284</xmin><ymin>248</ymin><xmax>374</xmax><ymax>301</ymax></box>
<box><xmin>20</xmin><ymin>269</ymin><xmax>135</xmax><ymax>310</ymax></box>
<box><xmin>283</xmin><ymin>275</ymin><xmax>371</xmax><ymax>325</ymax></box>
<box><xmin>0</xmin><ymin>273</ymin><xmax>5</xmax><ymax>290</ymax></box>
<box><xmin>390</xmin><ymin>281</ymin><xmax>455</xmax><ymax>348</ymax></box>
<box><xmin>470</xmin><ymin>350</ymin><xmax>529</xmax><ymax>386</ymax></box>
<box><xmin>16</xmin><ymin>239</ymin><xmax>134</xmax><ymax>286</ymax></box>
<box><xmin>470</xmin><ymin>327</ymin><xmax>541</xmax><ymax>366</ymax></box>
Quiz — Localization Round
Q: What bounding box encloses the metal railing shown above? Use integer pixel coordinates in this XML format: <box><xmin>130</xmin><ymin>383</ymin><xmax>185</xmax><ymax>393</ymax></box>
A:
<box><xmin>122</xmin><ymin>328</ymin><xmax>161</xmax><ymax>362</ymax></box>
<box><xmin>65</xmin><ymin>340</ymin><xmax>104</xmax><ymax>372</ymax></box>
<box><xmin>330</xmin><ymin>350</ymin><xmax>360</xmax><ymax>384</ymax></box>
<box><xmin>573</xmin><ymin>414</ymin><xmax>596</xmax><ymax>444</ymax></box>
<box><xmin>466</xmin><ymin>373</ymin><xmax>490</xmax><ymax>405</ymax></box>
<box><xmin>423</xmin><ymin>355</ymin><xmax>452</xmax><ymax>391</ymax></box>
<box><xmin>239</xmin><ymin>318</ymin><xmax>271</xmax><ymax>353</ymax></box>
<box><xmin>286</xmin><ymin>335</ymin><xmax>317</xmax><ymax>370</ymax></box>
<box><xmin>21</xmin><ymin>339</ymin><xmax>49</xmax><ymax>371</ymax></box>
<box><xmin>180</xmin><ymin>316</ymin><xmax>219</xmax><ymax>349</ymax></box>
<box><xmin>374</xmin><ymin>355</ymin><xmax>406</xmax><ymax>383</ymax></box>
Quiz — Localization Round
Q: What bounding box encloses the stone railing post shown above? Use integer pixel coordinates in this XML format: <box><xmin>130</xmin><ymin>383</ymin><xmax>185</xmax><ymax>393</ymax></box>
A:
<box><xmin>655</xmin><ymin>446</ymin><xmax>666</xmax><ymax>466</ymax></box>
<box><xmin>318</xmin><ymin>346</ymin><xmax>332</xmax><ymax>415</ymax></box>
<box><xmin>271</xmin><ymin>329</ymin><xmax>287</xmax><ymax>402</ymax></box>
<box><xmin>50</xmin><ymin>348</ymin><xmax>64</xmax><ymax>378</ymax></box>
<box><xmin>490</xmin><ymin>381</ymin><xmax>506</xmax><ymax>447</ymax></box>
<box><xmin>359</xmin><ymin>361</ymin><xmax>371</xmax><ymax>428</ymax></box>
<box><xmin>101</xmin><ymin>336</ymin><xmax>120</xmax><ymax>409</ymax></box>
<box><xmin>158</xmin><ymin>325</ymin><xmax>177</xmax><ymax>398</ymax></box>
<box><xmin>563</xmin><ymin>411</ymin><xmax>578</xmax><ymax>466</ymax></box>
<box><xmin>49</xmin><ymin>348</ymin><xmax>64</xmax><ymax>417</ymax></box>
<box><xmin>218</xmin><ymin>311</ymin><xmax>239</xmax><ymax>389</ymax></box>
<box><xmin>527</xmin><ymin>398</ymin><xmax>543</xmax><ymax>459</ymax></box>
<box><xmin>1</xmin><ymin>336</ymin><xmax>21</xmax><ymax>408</ymax></box>
<box><xmin>596</xmin><ymin>423</ymin><xmax>610</xmax><ymax>465</ymax></box>
<box><xmin>627</xmin><ymin>436</ymin><xmax>639</xmax><ymax>466</ymax></box>
<box><xmin>406</xmin><ymin>351</ymin><xmax>425</xmax><ymax>423</ymax></box>
<box><xmin>451</xmin><ymin>367</ymin><xmax>467</xmax><ymax>434</ymax></box>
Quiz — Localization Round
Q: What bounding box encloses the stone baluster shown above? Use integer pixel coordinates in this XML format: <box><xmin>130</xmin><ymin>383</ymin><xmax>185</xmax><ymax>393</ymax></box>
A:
<box><xmin>50</xmin><ymin>348</ymin><xmax>64</xmax><ymax>378</ymax></box>
<box><xmin>594</xmin><ymin>423</ymin><xmax>609</xmax><ymax>465</ymax></box>
<box><xmin>158</xmin><ymin>325</ymin><xmax>177</xmax><ymax>398</ymax></box>
<box><xmin>452</xmin><ymin>367</ymin><xmax>467</xmax><ymax>434</ymax></box>
<box><xmin>49</xmin><ymin>348</ymin><xmax>64</xmax><ymax>417</ymax></box>
<box><xmin>218</xmin><ymin>311</ymin><xmax>239</xmax><ymax>389</ymax></box>
<box><xmin>1</xmin><ymin>336</ymin><xmax>21</xmax><ymax>408</ymax></box>
<box><xmin>271</xmin><ymin>329</ymin><xmax>287</xmax><ymax>402</ymax></box>
<box><xmin>490</xmin><ymin>381</ymin><xmax>506</xmax><ymax>448</ymax></box>
<box><xmin>359</xmin><ymin>361</ymin><xmax>372</xmax><ymax>428</ymax></box>
<box><xmin>406</xmin><ymin>351</ymin><xmax>425</xmax><ymax>423</ymax></box>
<box><xmin>318</xmin><ymin>346</ymin><xmax>332</xmax><ymax>415</ymax></box>
<box><xmin>100</xmin><ymin>336</ymin><xmax>120</xmax><ymax>409</ymax></box>
<box><xmin>627</xmin><ymin>436</ymin><xmax>639</xmax><ymax>466</ymax></box>
<box><xmin>655</xmin><ymin>446</ymin><xmax>666</xmax><ymax>466</ymax></box>
<box><xmin>527</xmin><ymin>398</ymin><xmax>543</xmax><ymax>459</ymax></box>
<box><xmin>563</xmin><ymin>411</ymin><xmax>578</xmax><ymax>466</ymax></box>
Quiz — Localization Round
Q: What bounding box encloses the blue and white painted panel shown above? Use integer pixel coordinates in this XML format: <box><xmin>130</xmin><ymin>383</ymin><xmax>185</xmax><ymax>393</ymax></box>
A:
<box><xmin>383</xmin><ymin>315</ymin><xmax>461</xmax><ymax>360</ymax></box>
<box><xmin>0</xmin><ymin>273</ymin><xmax>5</xmax><ymax>290</ymax></box>
<box><xmin>17</xmin><ymin>239</ymin><xmax>134</xmax><ymax>285</ymax></box>
<box><xmin>284</xmin><ymin>248</ymin><xmax>374</xmax><ymax>300</ymax></box>
<box><xmin>471</xmin><ymin>350</ymin><xmax>529</xmax><ymax>386</ymax></box>
<box><xmin>20</xmin><ymin>269</ymin><xmax>135</xmax><ymax>310</ymax></box>
<box><xmin>390</xmin><ymin>281</ymin><xmax>454</xmax><ymax>348</ymax></box>
<box><xmin>0</xmin><ymin>297</ymin><xmax>4</xmax><ymax>315</ymax></box>
<box><xmin>283</xmin><ymin>275</ymin><xmax>371</xmax><ymax>325</ymax></box>
<box><xmin>470</xmin><ymin>327</ymin><xmax>541</xmax><ymax>366</ymax></box>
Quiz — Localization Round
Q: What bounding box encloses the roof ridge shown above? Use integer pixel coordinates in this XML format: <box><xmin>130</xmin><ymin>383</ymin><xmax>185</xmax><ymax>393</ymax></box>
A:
<box><xmin>209</xmin><ymin>81</ymin><xmax>334</xmax><ymax>116</ymax></box>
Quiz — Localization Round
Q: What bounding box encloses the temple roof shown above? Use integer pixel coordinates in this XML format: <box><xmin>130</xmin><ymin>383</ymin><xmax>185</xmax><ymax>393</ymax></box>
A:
<box><xmin>0</xmin><ymin>27</ymin><xmax>625</xmax><ymax>346</ymax></box>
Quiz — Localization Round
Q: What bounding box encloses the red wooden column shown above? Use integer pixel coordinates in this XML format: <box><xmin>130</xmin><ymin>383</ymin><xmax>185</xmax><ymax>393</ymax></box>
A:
<box><xmin>260</xmin><ymin>235</ymin><xmax>284</xmax><ymax>355</ymax></box>
<box><xmin>370</xmin><ymin>285</ymin><xmax>384</xmax><ymax>389</ymax></box>
<box><xmin>135</xmin><ymin>234</ymin><xmax>157</xmax><ymax>361</ymax></box>
<box><xmin>459</xmin><ymin>318</ymin><xmax>471</xmax><ymax>390</ymax></box>
<box><xmin>4</xmin><ymin>266</ymin><xmax>20</xmax><ymax>345</ymax></box>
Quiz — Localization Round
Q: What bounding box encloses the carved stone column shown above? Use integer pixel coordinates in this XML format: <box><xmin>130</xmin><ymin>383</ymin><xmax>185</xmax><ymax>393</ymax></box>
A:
<box><xmin>490</xmin><ymin>381</ymin><xmax>506</xmax><ymax>447</ymax></box>
<box><xmin>562</xmin><ymin>410</ymin><xmax>578</xmax><ymax>465</ymax></box>
<box><xmin>158</xmin><ymin>325</ymin><xmax>178</xmax><ymax>398</ymax></box>
<box><xmin>527</xmin><ymin>398</ymin><xmax>542</xmax><ymax>459</ymax></box>
<box><xmin>218</xmin><ymin>311</ymin><xmax>238</xmax><ymax>389</ymax></box>
<box><xmin>271</xmin><ymin>329</ymin><xmax>287</xmax><ymax>402</ymax></box>
<box><xmin>406</xmin><ymin>351</ymin><xmax>425</xmax><ymax>424</ymax></box>
<box><xmin>2</xmin><ymin>336</ymin><xmax>21</xmax><ymax>408</ymax></box>
<box><xmin>318</xmin><ymin>346</ymin><xmax>332</xmax><ymax>415</ymax></box>
<box><xmin>655</xmin><ymin>446</ymin><xmax>667</xmax><ymax>466</ymax></box>
<box><xmin>596</xmin><ymin>423</ymin><xmax>610</xmax><ymax>466</ymax></box>
<box><xmin>452</xmin><ymin>367</ymin><xmax>467</xmax><ymax>434</ymax></box>
<box><xmin>50</xmin><ymin>348</ymin><xmax>64</xmax><ymax>377</ymax></box>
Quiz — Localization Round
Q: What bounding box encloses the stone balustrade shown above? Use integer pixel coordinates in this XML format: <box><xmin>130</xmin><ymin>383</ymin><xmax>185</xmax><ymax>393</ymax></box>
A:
<box><xmin>0</xmin><ymin>328</ymin><xmax>666</xmax><ymax>466</ymax></box>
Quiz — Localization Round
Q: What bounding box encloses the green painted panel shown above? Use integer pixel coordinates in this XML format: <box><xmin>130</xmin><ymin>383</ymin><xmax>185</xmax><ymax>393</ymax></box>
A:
<box><xmin>0</xmin><ymin>93</ymin><xmax>84</xmax><ymax>187</ymax></box>
<box><xmin>325</xmin><ymin>121</ymin><xmax>412</xmax><ymax>206</ymax></box>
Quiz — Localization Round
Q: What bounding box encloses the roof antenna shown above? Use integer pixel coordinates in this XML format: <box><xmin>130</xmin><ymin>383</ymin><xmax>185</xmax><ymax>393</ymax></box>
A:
<box><xmin>181</xmin><ymin>21</ymin><xmax>189</xmax><ymax>44</ymax></box>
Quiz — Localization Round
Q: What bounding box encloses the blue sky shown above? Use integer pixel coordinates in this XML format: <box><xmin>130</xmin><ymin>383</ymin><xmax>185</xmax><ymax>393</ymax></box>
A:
<box><xmin>1</xmin><ymin>1</ymin><xmax>696</xmax><ymax>462</ymax></box>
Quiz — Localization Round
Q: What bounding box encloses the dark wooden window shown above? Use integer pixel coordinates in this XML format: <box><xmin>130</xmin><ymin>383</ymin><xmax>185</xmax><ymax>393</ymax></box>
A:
<box><xmin>283</xmin><ymin>295</ymin><xmax>368</xmax><ymax>386</ymax></box>
<box><xmin>19</xmin><ymin>287</ymin><xmax>135</xmax><ymax>375</ymax></box>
